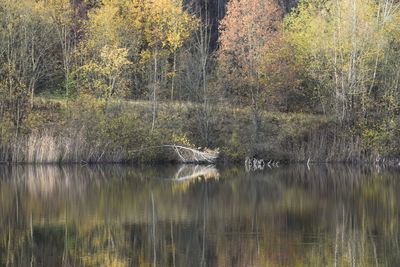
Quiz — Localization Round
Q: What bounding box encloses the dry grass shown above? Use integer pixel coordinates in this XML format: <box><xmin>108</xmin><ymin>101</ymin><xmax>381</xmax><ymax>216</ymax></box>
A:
<box><xmin>4</xmin><ymin>130</ymin><xmax>127</xmax><ymax>163</ymax></box>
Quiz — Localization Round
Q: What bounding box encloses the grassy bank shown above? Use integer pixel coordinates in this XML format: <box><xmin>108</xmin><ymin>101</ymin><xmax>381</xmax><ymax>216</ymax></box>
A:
<box><xmin>0</xmin><ymin>95</ymin><xmax>393</xmax><ymax>164</ymax></box>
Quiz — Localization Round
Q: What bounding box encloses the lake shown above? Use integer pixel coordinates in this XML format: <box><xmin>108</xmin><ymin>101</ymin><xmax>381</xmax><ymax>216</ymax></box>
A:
<box><xmin>0</xmin><ymin>164</ymin><xmax>399</xmax><ymax>266</ymax></box>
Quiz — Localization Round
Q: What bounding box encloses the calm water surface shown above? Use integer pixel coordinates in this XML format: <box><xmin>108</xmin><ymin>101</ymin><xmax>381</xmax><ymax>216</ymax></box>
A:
<box><xmin>0</xmin><ymin>164</ymin><xmax>399</xmax><ymax>266</ymax></box>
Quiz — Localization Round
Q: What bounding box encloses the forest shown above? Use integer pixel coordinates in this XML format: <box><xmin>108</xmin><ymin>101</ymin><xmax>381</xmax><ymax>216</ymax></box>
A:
<box><xmin>0</xmin><ymin>0</ymin><xmax>399</xmax><ymax>163</ymax></box>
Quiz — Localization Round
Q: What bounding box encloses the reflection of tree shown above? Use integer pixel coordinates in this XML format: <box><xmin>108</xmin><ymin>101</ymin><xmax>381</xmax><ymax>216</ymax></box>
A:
<box><xmin>0</xmin><ymin>165</ymin><xmax>400</xmax><ymax>266</ymax></box>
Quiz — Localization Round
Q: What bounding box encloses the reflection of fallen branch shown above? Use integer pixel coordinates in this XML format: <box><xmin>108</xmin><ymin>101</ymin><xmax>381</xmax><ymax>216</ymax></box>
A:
<box><xmin>172</xmin><ymin>165</ymin><xmax>219</xmax><ymax>182</ymax></box>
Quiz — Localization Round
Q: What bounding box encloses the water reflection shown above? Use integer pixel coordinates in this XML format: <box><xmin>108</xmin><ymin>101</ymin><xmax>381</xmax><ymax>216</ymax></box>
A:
<box><xmin>0</xmin><ymin>164</ymin><xmax>399</xmax><ymax>266</ymax></box>
<box><xmin>172</xmin><ymin>165</ymin><xmax>219</xmax><ymax>182</ymax></box>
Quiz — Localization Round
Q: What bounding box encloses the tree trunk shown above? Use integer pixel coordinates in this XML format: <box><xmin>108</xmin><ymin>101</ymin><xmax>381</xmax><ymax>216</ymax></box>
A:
<box><xmin>152</xmin><ymin>51</ymin><xmax>158</xmax><ymax>131</ymax></box>
<box><xmin>171</xmin><ymin>51</ymin><xmax>176</xmax><ymax>101</ymax></box>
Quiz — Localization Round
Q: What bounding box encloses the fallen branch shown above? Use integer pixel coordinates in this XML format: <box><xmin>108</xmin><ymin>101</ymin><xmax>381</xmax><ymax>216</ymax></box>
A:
<box><xmin>130</xmin><ymin>145</ymin><xmax>219</xmax><ymax>163</ymax></box>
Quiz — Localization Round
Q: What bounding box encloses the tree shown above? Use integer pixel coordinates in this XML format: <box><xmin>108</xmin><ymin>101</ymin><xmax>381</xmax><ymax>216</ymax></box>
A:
<box><xmin>79</xmin><ymin>0</ymin><xmax>197</xmax><ymax>129</ymax></box>
<box><xmin>218</xmin><ymin>0</ymin><xmax>282</xmax><ymax>152</ymax></box>
<box><xmin>0</xmin><ymin>0</ymin><xmax>59</xmax><ymax>135</ymax></box>
<box><xmin>141</xmin><ymin>0</ymin><xmax>197</xmax><ymax>129</ymax></box>
<box><xmin>0</xmin><ymin>64</ymin><xmax>29</xmax><ymax>138</ymax></box>
<box><xmin>283</xmin><ymin>0</ymin><xmax>400</xmax><ymax>123</ymax></box>
<box><xmin>48</xmin><ymin>0</ymin><xmax>77</xmax><ymax>98</ymax></box>
<box><xmin>77</xmin><ymin>45</ymin><xmax>131</xmax><ymax>106</ymax></box>
<box><xmin>184</xmin><ymin>0</ymin><xmax>214</xmax><ymax>145</ymax></box>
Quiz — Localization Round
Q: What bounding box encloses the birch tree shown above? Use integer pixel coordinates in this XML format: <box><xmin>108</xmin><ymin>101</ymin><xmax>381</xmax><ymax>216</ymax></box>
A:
<box><xmin>48</xmin><ymin>0</ymin><xmax>76</xmax><ymax>98</ymax></box>
<box><xmin>284</xmin><ymin>0</ymin><xmax>400</xmax><ymax>123</ymax></box>
<box><xmin>0</xmin><ymin>0</ymin><xmax>58</xmax><ymax>134</ymax></box>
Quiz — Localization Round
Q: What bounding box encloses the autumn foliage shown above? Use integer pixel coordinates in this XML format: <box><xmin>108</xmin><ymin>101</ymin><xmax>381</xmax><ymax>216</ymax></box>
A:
<box><xmin>218</xmin><ymin>0</ymin><xmax>282</xmax><ymax>106</ymax></box>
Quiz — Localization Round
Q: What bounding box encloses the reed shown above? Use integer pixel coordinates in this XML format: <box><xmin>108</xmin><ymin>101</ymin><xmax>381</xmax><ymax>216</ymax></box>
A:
<box><xmin>3</xmin><ymin>130</ymin><xmax>128</xmax><ymax>163</ymax></box>
<box><xmin>286</xmin><ymin>130</ymin><xmax>367</xmax><ymax>163</ymax></box>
